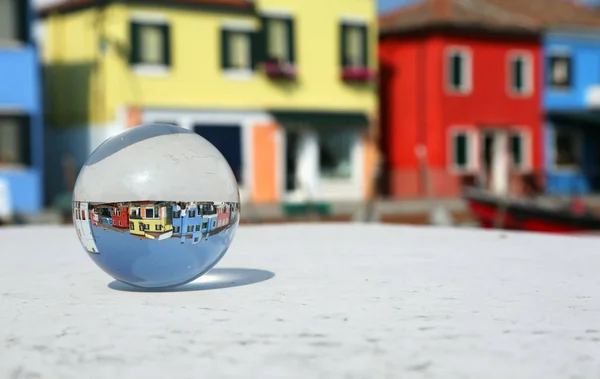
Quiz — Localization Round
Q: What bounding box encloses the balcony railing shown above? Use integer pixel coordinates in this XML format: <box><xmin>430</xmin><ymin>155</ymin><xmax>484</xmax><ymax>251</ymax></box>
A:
<box><xmin>341</xmin><ymin>66</ymin><xmax>376</xmax><ymax>83</ymax></box>
<box><xmin>263</xmin><ymin>60</ymin><xmax>297</xmax><ymax>80</ymax></box>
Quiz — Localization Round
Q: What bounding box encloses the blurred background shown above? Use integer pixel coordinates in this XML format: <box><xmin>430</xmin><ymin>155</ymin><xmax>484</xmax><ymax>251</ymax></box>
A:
<box><xmin>3</xmin><ymin>0</ymin><xmax>600</xmax><ymax>231</ymax></box>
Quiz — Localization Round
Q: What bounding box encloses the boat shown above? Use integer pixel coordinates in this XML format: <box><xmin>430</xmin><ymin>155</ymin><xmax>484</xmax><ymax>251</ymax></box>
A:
<box><xmin>463</xmin><ymin>186</ymin><xmax>600</xmax><ymax>234</ymax></box>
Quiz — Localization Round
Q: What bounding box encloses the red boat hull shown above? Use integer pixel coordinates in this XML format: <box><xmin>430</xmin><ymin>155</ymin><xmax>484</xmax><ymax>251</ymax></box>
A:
<box><xmin>467</xmin><ymin>199</ymin><xmax>591</xmax><ymax>234</ymax></box>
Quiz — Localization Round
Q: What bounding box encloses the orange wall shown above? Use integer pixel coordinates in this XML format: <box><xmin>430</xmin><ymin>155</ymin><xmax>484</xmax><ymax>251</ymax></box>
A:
<box><xmin>252</xmin><ymin>124</ymin><xmax>278</xmax><ymax>204</ymax></box>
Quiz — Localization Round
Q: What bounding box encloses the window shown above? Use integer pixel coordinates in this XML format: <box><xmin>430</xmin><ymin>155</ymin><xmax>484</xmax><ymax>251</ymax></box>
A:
<box><xmin>554</xmin><ymin>129</ymin><xmax>580</xmax><ymax>169</ymax></box>
<box><xmin>0</xmin><ymin>0</ymin><xmax>27</xmax><ymax>43</ymax></box>
<box><xmin>508</xmin><ymin>53</ymin><xmax>532</xmax><ymax>96</ymax></box>
<box><xmin>221</xmin><ymin>27</ymin><xmax>253</xmax><ymax>71</ymax></box>
<box><xmin>318</xmin><ymin>130</ymin><xmax>354</xmax><ymax>180</ymax></box>
<box><xmin>139</xmin><ymin>224</ymin><xmax>144</xmax><ymax>231</ymax></box>
<box><xmin>193</xmin><ymin>237</ymin><xmax>199</xmax><ymax>243</ymax></box>
<box><xmin>189</xmin><ymin>209</ymin><xmax>196</xmax><ymax>218</ymax></box>
<box><xmin>509</xmin><ymin>132</ymin><xmax>526</xmax><ymax>169</ymax></box>
<box><xmin>145</xmin><ymin>206</ymin><xmax>158</xmax><ymax>219</ymax></box>
<box><xmin>195</xmin><ymin>224</ymin><xmax>200</xmax><ymax>232</ymax></box>
<box><xmin>129</xmin><ymin>222</ymin><xmax>134</xmax><ymax>230</ymax></box>
<box><xmin>262</xmin><ymin>15</ymin><xmax>295</xmax><ymax>64</ymax></box>
<box><xmin>119</xmin><ymin>220</ymin><xmax>122</xmax><ymax>226</ymax></box>
<box><xmin>446</xmin><ymin>48</ymin><xmax>471</xmax><ymax>93</ymax></box>
<box><xmin>173</xmin><ymin>226</ymin><xmax>180</xmax><ymax>233</ymax></box>
<box><xmin>130</xmin><ymin>20</ymin><xmax>170</xmax><ymax>68</ymax></box>
<box><xmin>341</xmin><ymin>22</ymin><xmax>368</xmax><ymax>68</ymax></box>
<box><xmin>202</xmin><ymin>221</ymin><xmax>208</xmax><ymax>229</ymax></box>
<box><xmin>173</xmin><ymin>210</ymin><xmax>181</xmax><ymax>218</ymax></box>
<box><xmin>548</xmin><ymin>53</ymin><xmax>572</xmax><ymax>90</ymax></box>
<box><xmin>155</xmin><ymin>225</ymin><xmax>162</xmax><ymax>231</ymax></box>
<box><xmin>187</xmin><ymin>225</ymin><xmax>193</xmax><ymax>233</ymax></box>
<box><xmin>0</xmin><ymin>116</ymin><xmax>30</xmax><ymax>168</ymax></box>
<box><xmin>450</xmin><ymin>131</ymin><xmax>474</xmax><ymax>170</ymax></box>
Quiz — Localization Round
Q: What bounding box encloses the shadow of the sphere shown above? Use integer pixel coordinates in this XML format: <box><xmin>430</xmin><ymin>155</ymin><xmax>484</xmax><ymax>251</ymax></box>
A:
<box><xmin>107</xmin><ymin>268</ymin><xmax>275</xmax><ymax>292</ymax></box>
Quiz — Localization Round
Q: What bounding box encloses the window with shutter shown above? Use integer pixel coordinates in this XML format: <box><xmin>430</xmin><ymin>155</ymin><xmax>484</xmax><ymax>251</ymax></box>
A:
<box><xmin>130</xmin><ymin>19</ymin><xmax>171</xmax><ymax>71</ymax></box>
<box><xmin>0</xmin><ymin>0</ymin><xmax>27</xmax><ymax>43</ymax></box>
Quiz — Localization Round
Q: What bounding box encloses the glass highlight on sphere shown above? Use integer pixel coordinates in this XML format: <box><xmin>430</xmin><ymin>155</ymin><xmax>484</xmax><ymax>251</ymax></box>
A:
<box><xmin>72</xmin><ymin>123</ymin><xmax>240</xmax><ymax>289</ymax></box>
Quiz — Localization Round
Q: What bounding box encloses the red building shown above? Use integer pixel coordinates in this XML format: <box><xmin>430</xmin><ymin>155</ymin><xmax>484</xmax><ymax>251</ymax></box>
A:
<box><xmin>216</xmin><ymin>204</ymin><xmax>231</xmax><ymax>229</ymax></box>
<box><xmin>111</xmin><ymin>206</ymin><xmax>129</xmax><ymax>229</ymax></box>
<box><xmin>379</xmin><ymin>0</ymin><xmax>543</xmax><ymax>199</ymax></box>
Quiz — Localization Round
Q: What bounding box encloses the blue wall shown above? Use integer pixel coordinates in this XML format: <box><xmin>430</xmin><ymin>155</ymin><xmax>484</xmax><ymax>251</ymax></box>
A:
<box><xmin>0</xmin><ymin>0</ymin><xmax>44</xmax><ymax>214</ymax></box>
<box><xmin>543</xmin><ymin>31</ymin><xmax>600</xmax><ymax>195</ymax></box>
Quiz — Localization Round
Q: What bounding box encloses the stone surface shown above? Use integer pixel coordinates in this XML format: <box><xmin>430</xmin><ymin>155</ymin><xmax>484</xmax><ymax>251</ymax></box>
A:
<box><xmin>1</xmin><ymin>224</ymin><xmax>600</xmax><ymax>378</ymax></box>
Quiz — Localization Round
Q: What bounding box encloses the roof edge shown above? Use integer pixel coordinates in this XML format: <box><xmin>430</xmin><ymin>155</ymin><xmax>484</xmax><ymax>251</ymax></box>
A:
<box><xmin>38</xmin><ymin>0</ymin><xmax>256</xmax><ymax>18</ymax></box>
<box><xmin>379</xmin><ymin>22</ymin><xmax>541</xmax><ymax>39</ymax></box>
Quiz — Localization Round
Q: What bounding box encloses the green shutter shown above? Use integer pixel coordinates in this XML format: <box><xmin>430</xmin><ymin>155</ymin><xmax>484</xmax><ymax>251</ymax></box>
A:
<box><xmin>286</xmin><ymin>17</ymin><xmax>295</xmax><ymax>64</ymax></box>
<box><xmin>260</xmin><ymin>16</ymin><xmax>270</xmax><ymax>61</ymax></box>
<box><xmin>455</xmin><ymin>134</ymin><xmax>468</xmax><ymax>167</ymax></box>
<box><xmin>162</xmin><ymin>24</ymin><xmax>171</xmax><ymax>67</ymax></box>
<box><xmin>252</xmin><ymin>27</ymin><xmax>263</xmax><ymax>69</ymax></box>
<box><xmin>17</xmin><ymin>0</ymin><xmax>29</xmax><ymax>42</ymax></box>
<box><xmin>340</xmin><ymin>23</ymin><xmax>348</xmax><ymax>67</ymax></box>
<box><xmin>130</xmin><ymin>22</ymin><xmax>140</xmax><ymax>64</ymax></box>
<box><xmin>510</xmin><ymin>134</ymin><xmax>522</xmax><ymax>167</ymax></box>
<box><xmin>221</xmin><ymin>29</ymin><xmax>230</xmax><ymax>69</ymax></box>
<box><xmin>361</xmin><ymin>25</ymin><xmax>368</xmax><ymax>68</ymax></box>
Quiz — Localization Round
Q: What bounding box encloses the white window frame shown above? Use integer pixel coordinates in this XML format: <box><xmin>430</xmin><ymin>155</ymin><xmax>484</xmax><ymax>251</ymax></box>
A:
<box><xmin>445</xmin><ymin>47</ymin><xmax>473</xmax><ymax>95</ymax></box>
<box><xmin>552</xmin><ymin>127</ymin><xmax>582</xmax><ymax>172</ymax></box>
<box><xmin>508</xmin><ymin>128</ymin><xmax>532</xmax><ymax>172</ymax></box>
<box><xmin>507</xmin><ymin>51</ymin><xmax>534</xmax><ymax>97</ymax></box>
<box><xmin>448</xmin><ymin>127</ymin><xmax>478</xmax><ymax>173</ymax></box>
<box><xmin>221</xmin><ymin>20</ymin><xmax>256</xmax><ymax>80</ymax></box>
<box><xmin>547</xmin><ymin>48</ymin><xmax>572</xmax><ymax>92</ymax></box>
<box><xmin>130</xmin><ymin>13</ymin><xmax>170</xmax><ymax>77</ymax></box>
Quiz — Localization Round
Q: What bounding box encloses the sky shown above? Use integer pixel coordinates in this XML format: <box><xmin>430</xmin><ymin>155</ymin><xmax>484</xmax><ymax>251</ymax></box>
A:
<box><xmin>378</xmin><ymin>0</ymin><xmax>421</xmax><ymax>13</ymax></box>
<box><xmin>33</xmin><ymin>0</ymin><xmax>424</xmax><ymax>13</ymax></box>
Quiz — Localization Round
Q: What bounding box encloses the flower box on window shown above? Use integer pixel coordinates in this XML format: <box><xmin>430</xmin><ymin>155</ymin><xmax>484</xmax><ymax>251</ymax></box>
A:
<box><xmin>263</xmin><ymin>60</ymin><xmax>297</xmax><ymax>79</ymax></box>
<box><xmin>342</xmin><ymin>66</ymin><xmax>375</xmax><ymax>82</ymax></box>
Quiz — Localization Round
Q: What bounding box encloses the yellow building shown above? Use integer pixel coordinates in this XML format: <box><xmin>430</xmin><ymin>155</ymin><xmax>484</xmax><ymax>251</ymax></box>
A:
<box><xmin>129</xmin><ymin>203</ymin><xmax>173</xmax><ymax>239</ymax></box>
<box><xmin>40</xmin><ymin>0</ymin><xmax>379</xmax><ymax>205</ymax></box>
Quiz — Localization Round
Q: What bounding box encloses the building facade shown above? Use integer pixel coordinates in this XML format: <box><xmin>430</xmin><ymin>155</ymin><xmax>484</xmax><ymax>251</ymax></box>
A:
<box><xmin>0</xmin><ymin>0</ymin><xmax>44</xmax><ymax>214</ymax></box>
<box><xmin>544</xmin><ymin>30</ymin><xmax>600</xmax><ymax>195</ymax></box>
<box><xmin>40</xmin><ymin>0</ymin><xmax>378</xmax><ymax>206</ymax></box>
<box><xmin>379</xmin><ymin>0</ymin><xmax>543</xmax><ymax>199</ymax></box>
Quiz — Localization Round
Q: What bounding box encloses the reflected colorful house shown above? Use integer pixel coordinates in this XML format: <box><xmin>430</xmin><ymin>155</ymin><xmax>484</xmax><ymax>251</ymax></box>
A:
<box><xmin>172</xmin><ymin>202</ymin><xmax>215</xmax><ymax>244</ymax></box>
<box><xmin>90</xmin><ymin>209</ymin><xmax>100</xmax><ymax>226</ymax></box>
<box><xmin>129</xmin><ymin>202</ymin><xmax>173</xmax><ymax>240</ymax></box>
<box><xmin>111</xmin><ymin>206</ymin><xmax>129</xmax><ymax>228</ymax></box>
<box><xmin>216</xmin><ymin>204</ymin><xmax>231</xmax><ymax>229</ymax></box>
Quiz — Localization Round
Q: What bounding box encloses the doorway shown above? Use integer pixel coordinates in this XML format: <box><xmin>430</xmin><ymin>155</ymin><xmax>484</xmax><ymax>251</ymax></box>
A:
<box><xmin>193</xmin><ymin>125</ymin><xmax>243</xmax><ymax>185</ymax></box>
<box><xmin>481</xmin><ymin>129</ymin><xmax>509</xmax><ymax>195</ymax></box>
<box><xmin>286</xmin><ymin>131</ymin><xmax>299</xmax><ymax>192</ymax></box>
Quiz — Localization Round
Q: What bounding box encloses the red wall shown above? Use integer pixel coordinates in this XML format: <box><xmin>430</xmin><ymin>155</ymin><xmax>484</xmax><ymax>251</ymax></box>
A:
<box><xmin>379</xmin><ymin>31</ymin><xmax>542</xmax><ymax>199</ymax></box>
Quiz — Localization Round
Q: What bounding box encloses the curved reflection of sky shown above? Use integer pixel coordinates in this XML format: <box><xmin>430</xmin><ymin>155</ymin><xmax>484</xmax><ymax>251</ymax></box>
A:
<box><xmin>88</xmin><ymin>223</ymin><xmax>237</xmax><ymax>288</ymax></box>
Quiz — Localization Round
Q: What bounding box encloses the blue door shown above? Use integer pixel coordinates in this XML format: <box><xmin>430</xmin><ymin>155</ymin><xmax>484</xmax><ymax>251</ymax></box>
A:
<box><xmin>194</xmin><ymin>125</ymin><xmax>243</xmax><ymax>184</ymax></box>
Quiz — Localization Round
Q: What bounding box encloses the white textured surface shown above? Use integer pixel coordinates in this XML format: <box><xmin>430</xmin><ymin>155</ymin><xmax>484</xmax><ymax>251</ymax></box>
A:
<box><xmin>1</xmin><ymin>224</ymin><xmax>600</xmax><ymax>379</ymax></box>
<box><xmin>74</xmin><ymin>133</ymin><xmax>239</xmax><ymax>203</ymax></box>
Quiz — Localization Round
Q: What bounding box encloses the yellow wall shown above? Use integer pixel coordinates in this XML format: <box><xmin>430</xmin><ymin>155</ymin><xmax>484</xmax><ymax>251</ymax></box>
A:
<box><xmin>43</xmin><ymin>0</ymin><xmax>377</xmax><ymax>127</ymax></box>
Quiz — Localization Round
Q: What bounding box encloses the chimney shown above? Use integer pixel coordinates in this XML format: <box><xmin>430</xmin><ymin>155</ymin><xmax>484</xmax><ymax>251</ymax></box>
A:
<box><xmin>433</xmin><ymin>0</ymin><xmax>451</xmax><ymax>19</ymax></box>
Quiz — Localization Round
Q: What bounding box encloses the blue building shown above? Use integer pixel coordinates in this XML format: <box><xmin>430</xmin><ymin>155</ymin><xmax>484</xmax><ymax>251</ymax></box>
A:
<box><xmin>0</xmin><ymin>0</ymin><xmax>44</xmax><ymax>214</ymax></box>
<box><xmin>172</xmin><ymin>203</ymin><xmax>217</xmax><ymax>244</ymax></box>
<box><xmin>544</xmin><ymin>28</ymin><xmax>600</xmax><ymax>195</ymax></box>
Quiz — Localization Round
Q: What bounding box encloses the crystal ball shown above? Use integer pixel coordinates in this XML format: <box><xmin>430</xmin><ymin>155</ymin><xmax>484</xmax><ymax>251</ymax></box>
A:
<box><xmin>72</xmin><ymin>123</ymin><xmax>240</xmax><ymax>289</ymax></box>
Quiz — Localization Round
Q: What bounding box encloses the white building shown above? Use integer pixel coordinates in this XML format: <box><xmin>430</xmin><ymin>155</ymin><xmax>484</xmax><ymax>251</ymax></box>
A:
<box><xmin>73</xmin><ymin>201</ymin><xmax>99</xmax><ymax>254</ymax></box>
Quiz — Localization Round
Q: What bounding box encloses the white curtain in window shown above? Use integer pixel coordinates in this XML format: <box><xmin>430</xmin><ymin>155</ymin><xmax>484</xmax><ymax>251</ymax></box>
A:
<box><xmin>0</xmin><ymin>0</ymin><xmax>17</xmax><ymax>41</ymax></box>
<box><xmin>230</xmin><ymin>33</ymin><xmax>249</xmax><ymax>69</ymax></box>
<box><xmin>347</xmin><ymin>27</ymin><xmax>363</xmax><ymax>67</ymax></box>
<box><xmin>140</xmin><ymin>25</ymin><xmax>164</xmax><ymax>64</ymax></box>
<box><xmin>269</xmin><ymin>19</ymin><xmax>287</xmax><ymax>61</ymax></box>
<box><xmin>0</xmin><ymin>118</ymin><xmax>20</xmax><ymax>164</ymax></box>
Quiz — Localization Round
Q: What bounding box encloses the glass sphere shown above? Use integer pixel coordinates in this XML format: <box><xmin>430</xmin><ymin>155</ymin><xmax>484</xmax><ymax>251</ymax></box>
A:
<box><xmin>72</xmin><ymin>123</ymin><xmax>240</xmax><ymax>289</ymax></box>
